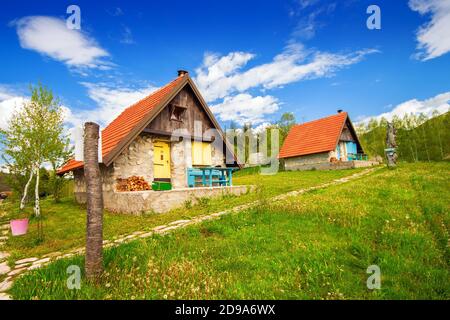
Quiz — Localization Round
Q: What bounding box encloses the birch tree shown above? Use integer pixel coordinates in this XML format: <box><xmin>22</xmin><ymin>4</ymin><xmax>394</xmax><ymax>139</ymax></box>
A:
<box><xmin>0</xmin><ymin>84</ymin><xmax>71</xmax><ymax>217</ymax></box>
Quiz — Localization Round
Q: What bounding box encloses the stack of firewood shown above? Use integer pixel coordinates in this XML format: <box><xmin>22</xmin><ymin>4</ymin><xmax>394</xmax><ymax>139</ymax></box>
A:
<box><xmin>116</xmin><ymin>176</ymin><xmax>151</xmax><ymax>192</ymax></box>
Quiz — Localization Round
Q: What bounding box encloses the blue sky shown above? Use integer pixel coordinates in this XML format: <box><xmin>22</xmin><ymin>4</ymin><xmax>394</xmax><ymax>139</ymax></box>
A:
<box><xmin>1</xmin><ymin>0</ymin><xmax>450</xmax><ymax>132</ymax></box>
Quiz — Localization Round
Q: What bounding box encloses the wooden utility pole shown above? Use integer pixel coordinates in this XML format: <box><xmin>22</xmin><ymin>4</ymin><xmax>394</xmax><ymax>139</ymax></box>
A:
<box><xmin>385</xmin><ymin>122</ymin><xmax>398</xmax><ymax>168</ymax></box>
<box><xmin>84</xmin><ymin>122</ymin><xmax>104</xmax><ymax>280</ymax></box>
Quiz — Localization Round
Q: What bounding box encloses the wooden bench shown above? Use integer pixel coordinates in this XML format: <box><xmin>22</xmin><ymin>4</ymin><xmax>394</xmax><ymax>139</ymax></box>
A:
<box><xmin>187</xmin><ymin>167</ymin><xmax>234</xmax><ymax>187</ymax></box>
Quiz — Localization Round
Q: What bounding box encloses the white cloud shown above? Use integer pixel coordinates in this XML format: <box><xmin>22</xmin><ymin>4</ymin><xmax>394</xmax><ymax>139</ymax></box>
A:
<box><xmin>0</xmin><ymin>96</ymin><xmax>28</xmax><ymax>131</ymax></box>
<box><xmin>12</xmin><ymin>16</ymin><xmax>110</xmax><ymax>69</ymax></box>
<box><xmin>0</xmin><ymin>87</ymin><xmax>28</xmax><ymax>130</ymax></box>
<box><xmin>0</xmin><ymin>81</ymin><xmax>156</xmax><ymax>134</ymax></box>
<box><xmin>195</xmin><ymin>51</ymin><xmax>255</xmax><ymax>102</ymax></box>
<box><xmin>358</xmin><ymin>92</ymin><xmax>450</xmax><ymax>124</ymax></box>
<box><xmin>409</xmin><ymin>0</ymin><xmax>450</xmax><ymax>60</ymax></box>
<box><xmin>291</xmin><ymin>2</ymin><xmax>337</xmax><ymax>40</ymax></box>
<box><xmin>76</xmin><ymin>82</ymin><xmax>158</xmax><ymax>126</ymax></box>
<box><xmin>196</xmin><ymin>42</ymin><xmax>377</xmax><ymax>125</ymax></box>
<box><xmin>210</xmin><ymin>93</ymin><xmax>279</xmax><ymax>125</ymax></box>
<box><xmin>297</xmin><ymin>0</ymin><xmax>320</xmax><ymax>10</ymax></box>
<box><xmin>195</xmin><ymin>44</ymin><xmax>377</xmax><ymax>102</ymax></box>
<box><xmin>0</xmin><ymin>87</ymin><xmax>80</xmax><ymax>133</ymax></box>
<box><xmin>252</xmin><ymin>122</ymin><xmax>273</xmax><ymax>133</ymax></box>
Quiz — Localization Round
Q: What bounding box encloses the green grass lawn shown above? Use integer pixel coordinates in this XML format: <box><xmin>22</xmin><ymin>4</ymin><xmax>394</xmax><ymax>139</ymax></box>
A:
<box><xmin>9</xmin><ymin>162</ymin><xmax>449</xmax><ymax>299</ymax></box>
<box><xmin>1</xmin><ymin>167</ymin><xmax>364</xmax><ymax>261</ymax></box>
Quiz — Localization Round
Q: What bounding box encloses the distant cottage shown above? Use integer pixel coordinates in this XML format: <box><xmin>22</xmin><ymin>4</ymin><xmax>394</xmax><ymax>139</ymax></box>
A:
<box><xmin>58</xmin><ymin>70</ymin><xmax>245</xmax><ymax>214</ymax></box>
<box><xmin>279</xmin><ymin>111</ymin><xmax>377</xmax><ymax>171</ymax></box>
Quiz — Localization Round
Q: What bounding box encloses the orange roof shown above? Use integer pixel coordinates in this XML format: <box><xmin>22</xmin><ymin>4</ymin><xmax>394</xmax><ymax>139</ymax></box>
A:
<box><xmin>278</xmin><ymin>112</ymin><xmax>348</xmax><ymax>159</ymax></box>
<box><xmin>58</xmin><ymin>74</ymin><xmax>186</xmax><ymax>174</ymax></box>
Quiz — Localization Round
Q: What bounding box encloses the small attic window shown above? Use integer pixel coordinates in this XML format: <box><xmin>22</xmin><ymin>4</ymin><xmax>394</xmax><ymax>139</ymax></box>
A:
<box><xmin>170</xmin><ymin>104</ymin><xmax>187</xmax><ymax>122</ymax></box>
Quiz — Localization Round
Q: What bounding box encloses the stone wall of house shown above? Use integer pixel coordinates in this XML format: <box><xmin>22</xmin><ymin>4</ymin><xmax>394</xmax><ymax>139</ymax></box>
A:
<box><xmin>170</xmin><ymin>138</ymin><xmax>190</xmax><ymax>189</ymax></box>
<box><xmin>73</xmin><ymin>134</ymin><xmax>154</xmax><ymax>194</ymax></box>
<box><xmin>211</xmin><ymin>140</ymin><xmax>226</xmax><ymax>167</ymax></box>
<box><xmin>284</xmin><ymin>152</ymin><xmax>331</xmax><ymax>171</ymax></box>
<box><xmin>284</xmin><ymin>158</ymin><xmax>379</xmax><ymax>171</ymax></box>
<box><xmin>74</xmin><ymin>185</ymin><xmax>250</xmax><ymax>214</ymax></box>
<box><xmin>338</xmin><ymin>141</ymin><xmax>347</xmax><ymax>160</ymax></box>
<box><xmin>114</xmin><ymin>135</ymin><xmax>154</xmax><ymax>184</ymax></box>
<box><xmin>73</xmin><ymin>165</ymin><xmax>115</xmax><ymax>193</ymax></box>
<box><xmin>73</xmin><ymin>169</ymin><xmax>86</xmax><ymax>193</ymax></box>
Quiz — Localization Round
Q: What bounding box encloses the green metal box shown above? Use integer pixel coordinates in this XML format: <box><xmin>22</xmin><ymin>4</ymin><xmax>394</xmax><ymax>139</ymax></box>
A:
<box><xmin>152</xmin><ymin>181</ymin><xmax>172</xmax><ymax>191</ymax></box>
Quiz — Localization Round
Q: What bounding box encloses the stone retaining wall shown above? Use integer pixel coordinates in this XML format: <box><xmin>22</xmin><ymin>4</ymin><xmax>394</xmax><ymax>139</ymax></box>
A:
<box><xmin>285</xmin><ymin>159</ymin><xmax>379</xmax><ymax>171</ymax></box>
<box><xmin>75</xmin><ymin>185</ymin><xmax>250</xmax><ymax>214</ymax></box>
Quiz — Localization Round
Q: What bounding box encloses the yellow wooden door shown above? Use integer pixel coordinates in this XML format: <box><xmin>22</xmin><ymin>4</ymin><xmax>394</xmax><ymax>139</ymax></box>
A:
<box><xmin>153</xmin><ymin>141</ymin><xmax>171</xmax><ymax>179</ymax></box>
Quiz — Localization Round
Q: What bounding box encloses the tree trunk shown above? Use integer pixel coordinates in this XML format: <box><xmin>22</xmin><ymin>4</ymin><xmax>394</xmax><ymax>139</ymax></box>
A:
<box><xmin>20</xmin><ymin>168</ymin><xmax>34</xmax><ymax>210</ymax></box>
<box><xmin>34</xmin><ymin>164</ymin><xmax>40</xmax><ymax>217</ymax></box>
<box><xmin>84</xmin><ymin>122</ymin><xmax>104</xmax><ymax>281</ymax></box>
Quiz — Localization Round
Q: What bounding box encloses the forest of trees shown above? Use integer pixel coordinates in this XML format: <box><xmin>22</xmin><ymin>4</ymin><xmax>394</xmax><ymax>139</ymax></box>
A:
<box><xmin>357</xmin><ymin>111</ymin><xmax>450</xmax><ymax>162</ymax></box>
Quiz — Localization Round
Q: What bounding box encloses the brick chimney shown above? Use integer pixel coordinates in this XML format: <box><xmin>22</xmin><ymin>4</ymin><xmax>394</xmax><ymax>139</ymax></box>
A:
<box><xmin>177</xmin><ymin>70</ymin><xmax>188</xmax><ymax>77</ymax></box>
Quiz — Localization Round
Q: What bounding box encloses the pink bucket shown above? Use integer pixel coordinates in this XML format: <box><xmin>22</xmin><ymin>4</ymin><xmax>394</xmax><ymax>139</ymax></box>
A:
<box><xmin>10</xmin><ymin>218</ymin><xmax>29</xmax><ymax>236</ymax></box>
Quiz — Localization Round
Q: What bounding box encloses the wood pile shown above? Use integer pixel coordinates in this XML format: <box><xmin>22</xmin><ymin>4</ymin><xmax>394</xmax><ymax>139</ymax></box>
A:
<box><xmin>116</xmin><ymin>176</ymin><xmax>151</xmax><ymax>192</ymax></box>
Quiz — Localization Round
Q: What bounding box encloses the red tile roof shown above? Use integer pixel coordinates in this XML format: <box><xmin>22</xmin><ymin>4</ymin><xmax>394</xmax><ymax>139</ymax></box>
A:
<box><xmin>278</xmin><ymin>112</ymin><xmax>348</xmax><ymax>159</ymax></box>
<box><xmin>58</xmin><ymin>74</ymin><xmax>186</xmax><ymax>174</ymax></box>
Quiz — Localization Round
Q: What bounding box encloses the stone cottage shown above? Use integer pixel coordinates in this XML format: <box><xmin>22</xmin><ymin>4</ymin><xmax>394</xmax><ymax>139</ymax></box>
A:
<box><xmin>278</xmin><ymin>111</ymin><xmax>377</xmax><ymax>171</ymax></box>
<box><xmin>58</xmin><ymin>70</ymin><xmax>245</xmax><ymax>214</ymax></box>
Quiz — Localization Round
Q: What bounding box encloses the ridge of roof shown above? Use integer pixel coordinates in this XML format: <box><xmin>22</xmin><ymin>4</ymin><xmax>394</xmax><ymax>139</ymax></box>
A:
<box><xmin>292</xmin><ymin>112</ymin><xmax>348</xmax><ymax>129</ymax></box>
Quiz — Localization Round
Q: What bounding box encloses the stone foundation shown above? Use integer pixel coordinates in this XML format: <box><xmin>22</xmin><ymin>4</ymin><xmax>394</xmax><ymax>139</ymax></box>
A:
<box><xmin>284</xmin><ymin>152</ymin><xmax>331</xmax><ymax>171</ymax></box>
<box><xmin>285</xmin><ymin>159</ymin><xmax>379</xmax><ymax>171</ymax></box>
<box><xmin>74</xmin><ymin>185</ymin><xmax>249</xmax><ymax>214</ymax></box>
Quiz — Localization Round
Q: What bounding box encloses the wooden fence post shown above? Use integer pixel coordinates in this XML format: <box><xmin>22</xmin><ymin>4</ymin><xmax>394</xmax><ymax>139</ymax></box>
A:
<box><xmin>84</xmin><ymin>122</ymin><xmax>104</xmax><ymax>280</ymax></box>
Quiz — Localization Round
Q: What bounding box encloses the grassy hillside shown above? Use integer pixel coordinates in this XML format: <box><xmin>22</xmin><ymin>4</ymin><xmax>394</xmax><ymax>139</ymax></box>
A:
<box><xmin>10</xmin><ymin>162</ymin><xmax>449</xmax><ymax>300</ymax></box>
<box><xmin>359</xmin><ymin>111</ymin><xmax>450</xmax><ymax>162</ymax></box>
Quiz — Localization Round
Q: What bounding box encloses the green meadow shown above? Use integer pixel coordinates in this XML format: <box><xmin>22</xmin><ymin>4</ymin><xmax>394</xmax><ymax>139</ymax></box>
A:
<box><xmin>8</xmin><ymin>162</ymin><xmax>449</xmax><ymax>299</ymax></box>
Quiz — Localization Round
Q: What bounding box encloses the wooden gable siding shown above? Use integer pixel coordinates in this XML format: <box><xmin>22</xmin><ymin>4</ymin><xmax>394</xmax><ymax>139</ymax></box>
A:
<box><xmin>146</xmin><ymin>86</ymin><xmax>215</xmax><ymax>137</ymax></box>
<box><xmin>339</xmin><ymin>121</ymin><xmax>356</xmax><ymax>142</ymax></box>
<box><xmin>339</xmin><ymin>119</ymin><xmax>364</xmax><ymax>153</ymax></box>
